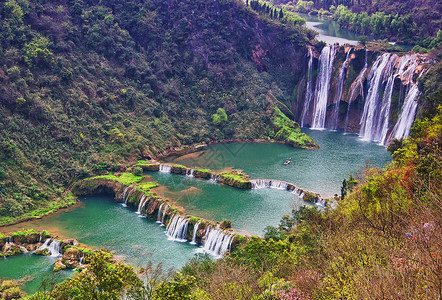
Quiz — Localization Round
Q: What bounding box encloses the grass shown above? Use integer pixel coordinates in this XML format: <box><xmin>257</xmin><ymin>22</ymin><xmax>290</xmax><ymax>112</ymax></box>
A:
<box><xmin>219</xmin><ymin>171</ymin><xmax>249</xmax><ymax>183</ymax></box>
<box><xmin>195</xmin><ymin>168</ymin><xmax>212</xmax><ymax>173</ymax></box>
<box><xmin>86</xmin><ymin>172</ymin><xmax>144</xmax><ymax>186</ymax></box>
<box><xmin>137</xmin><ymin>182</ymin><xmax>159</xmax><ymax>192</ymax></box>
<box><xmin>133</xmin><ymin>160</ymin><xmax>159</xmax><ymax>166</ymax></box>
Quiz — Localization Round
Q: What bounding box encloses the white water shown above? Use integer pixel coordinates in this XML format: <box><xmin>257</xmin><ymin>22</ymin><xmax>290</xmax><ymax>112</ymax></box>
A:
<box><xmin>186</xmin><ymin>169</ymin><xmax>194</xmax><ymax>177</ymax></box>
<box><xmin>159</xmin><ymin>164</ymin><xmax>172</xmax><ymax>173</ymax></box>
<box><xmin>37</xmin><ymin>238</ymin><xmax>51</xmax><ymax>251</ymax></box>
<box><xmin>136</xmin><ymin>195</ymin><xmax>146</xmax><ymax>214</ymax></box>
<box><xmin>18</xmin><ymin>245</ymin><xmax>28</xmax><ymax>253</ymax></box>
<box><xmin>166</xmin><ymin>215</ymin><xmax>189</xmax><ymax>242</ymax></box>
<box><xmin>48</xmin><ymin>240</ymin><xmax>61</xmax><ymax>257</ymax></box>
<box><xmin>391</xmin><ymin>84</ymin><xmax>420</xmax><ymax>140</ymax></box>
<box><xmin>251</xmin><ymin>179</ymin><xmax>288</xmax><ymax>190</ymax></box>
<box><xmin>330</xmin><ymin>49</ymin><xmax>351</xmax><ymax>130</ymax></box>
<box><xmin>161</xmin><ymin>205</ymin><xmax>169</xmax><ymax>226</ymax></box>
<box><xmin>311</xmin><ymin>45</ymin><xmax>336</xmax><ymax>129</ymax></box>
<box><xmin>359</xmin><ymin>53</ymin><xmax>393</xmax><ymax>141</ymax></box>
<box><xmin>156</xmin><ymin>203</ymin><xmax>164</xmax><ymax>223</ymax></box>
<box><xmin>300</xmin><ymin>46</ymin><xmax>314</xmax><ymax>127</ymax></box>
<box><xmin>122</xmin><ymin>186</ymin><xmax>130</xmax><ymax>206</ymax></box>
<box><xmin>79</xmin><ymin>253</ymin><xmax>85</xmax><ymax>265</ymax></box>
<box><xmin>190</xmin><ymin>222</ymin><xmax>200</xmax><ymax>245</ymax></box>
<box><xmin>210</xmin><ymin>174</ymin><xmax>219</xmax><ymax>183</ymax></box>
<box><xmin>199</xmin><ymin>228</ymin><xmax>233</xmax><ymax>258</ymax></box>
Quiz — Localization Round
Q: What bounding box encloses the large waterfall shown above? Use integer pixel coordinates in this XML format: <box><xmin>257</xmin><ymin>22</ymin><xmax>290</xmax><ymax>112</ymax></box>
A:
<box><xmin>391</xmin><ymin>84</ymin><xmax>420</xmax><ymax>140</ymax></box>
<box><xmin>330</xmin><ymin>49</ymin><xmax>351</xmax><ymax>130</ymax></box>
<box><xmin>159</xmin><ymin>164</ymin><xmax>172</xmax><ymax>173</ymax></box>
<box><xmin>300</xmin><ymin>46</ymin><xmax>314</xmax><ymax>127</ymax></box>
<box><xmin>298</xmin><ymin>46</ymin><xmax>428</xmax><ymax>145</ymax></box>
<box><xmin>251</xmin><ymin>179</ymin><xmax>288</xmax><ymax>190</ymax></box>
<box><xmin>311</xmin><ymin>45</ymin><xmax>336</xmax><ymax>129</ymax></box>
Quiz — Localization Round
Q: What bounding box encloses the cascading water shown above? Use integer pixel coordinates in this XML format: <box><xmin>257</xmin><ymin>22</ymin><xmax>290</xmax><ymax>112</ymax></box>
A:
<box><xmin>122</xmin><ymin>186</ymin><xmax>130</xmax><ymax>206</ymax></box>
<box><xmin>123</xmin><ymin>188</ymin><xmax>134</xmax><ymax>206</ymax></box>
<box><xmin>79</xmin><ymin>253</ymin><xmax>85</xmax><ymax>265</ymax></box>
<box><xmin>311</xmin><ymin>45</ymin><xmax>336</xmax><ymax>130</ymax></box>
<box><xmin>359</xmin><ymin>53</ymin><xmax>394</xmax><ymax>141</ymax></box>
<box><xmin>190</xmin><ymin>222</ymin><xmax>200</xmax><ymax>245</ymax></box>
<box><xmin>251</xmin><ymin>179</ymin><xmax>288</xmax><ymax>190</ymax></box>
<box><xmin>186</xmin><ymin>169</ymin><xmax>194</xmax><ymax>177</ymax></box>
<box><xmin>136</xmin><ymin>195</ymin><xmax>146</xmax><ymax>214</ymax></box>
<box><xmin>210</xmin><ymin>174</ymin><xmax>219</xmax><ymax>183</ymax></box>
<box><xmin>200</xmin><ymin>228</ymin><xmax>233</xmax><ymax>257</ymax></box>
<box><xmin>390</xmin><ymin>84</ymin><xmax>420</xmax><ymax>140</ymax></box>
<box><xmin>156</xmin><ymin>203</ymin><xmax>164</xmax><ymax>223</ymax></box>
<box><xmin>48</xmin><ymin>240</ymin><xmax>61</xmax><ymax>257</ymax></box>
<box><xmin>159</xmin><ymin>164</ymin><xmax>172</xmax><ymax>173</ymax></box>
<box><xmin>330</xmin><ymin>49</ymin><xmax>351</xmax><ymax>130</ymax></box>
<box><xmin>161</xmin><ymin>205</ymin><xmax>169</xmax><ymax>226</ymax></box>
<box><xmin>300</xmin><ymin>46</ymin><xmax>314</xmax><ymax>127</ymax></box>
<box><xmin>166</xmin><ymin>215</ymin><xmax>189</xmax><ymax>242</ymax></box>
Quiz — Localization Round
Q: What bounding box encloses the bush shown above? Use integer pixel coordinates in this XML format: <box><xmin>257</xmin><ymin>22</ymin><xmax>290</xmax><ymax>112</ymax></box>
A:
<box><xmin>220</xmin><ymin>219</ymin><xmax>232</xmax><ymax>229</ymax></box>
<box><xmin>132</xmin><ymin>166</ymin><xmax>143</xmax><ymax>176</ymax></box>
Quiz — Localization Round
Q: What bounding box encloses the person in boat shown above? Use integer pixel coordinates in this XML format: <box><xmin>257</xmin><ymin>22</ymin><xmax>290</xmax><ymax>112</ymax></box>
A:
<box><xmin>284</xmin><ymin>158</ymin><xmax>292</xmax><ymax>165</ymax></box>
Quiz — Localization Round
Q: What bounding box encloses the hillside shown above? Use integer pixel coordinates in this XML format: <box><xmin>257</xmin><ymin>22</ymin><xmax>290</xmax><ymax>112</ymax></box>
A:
<box><xmin>0</xmin><ymin>0</ymin><xmax>314</xmax><ymax>224</ymax></box>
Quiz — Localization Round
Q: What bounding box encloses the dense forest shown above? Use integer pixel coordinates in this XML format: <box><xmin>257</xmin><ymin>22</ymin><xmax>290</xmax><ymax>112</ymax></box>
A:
<box><xmin>0</xmin><ymin>0</ymin><xmax>441</xmax><ymax>298</ymax></box>
<box><xmin>0</xmin><ymin>0</ymin><xmax>316</xmax><ymax>225</ymax></box>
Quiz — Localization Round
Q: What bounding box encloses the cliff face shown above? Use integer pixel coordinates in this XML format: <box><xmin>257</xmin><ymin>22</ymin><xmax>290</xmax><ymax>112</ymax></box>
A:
<box><xmin>293</xmin><ymin>44</ymin><xmax>433</xmax><ymax>145</ymax></box>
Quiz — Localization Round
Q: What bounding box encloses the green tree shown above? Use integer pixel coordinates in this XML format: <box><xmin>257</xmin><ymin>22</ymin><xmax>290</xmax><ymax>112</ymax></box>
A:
<box><xmin>211</xmin><ymin>108</ymin><xmax>228</xmax><ymax>126</ymax></box>
<box><xmin>152</xmin><ymin>273</ymin><xmax>196</xmax><ymax>300</ymax></box>
<box><xmin>50</xmin><ymin>251</ymin><xmax>144</xmax><ymax>299</ymax></box>
<box><xmin>23</xmin><ymin>36</ymin><xmax>54</xmax><ymax>68</ymax></box>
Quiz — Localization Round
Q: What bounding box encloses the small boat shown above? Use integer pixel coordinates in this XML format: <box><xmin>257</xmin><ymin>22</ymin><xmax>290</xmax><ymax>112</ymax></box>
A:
<box><xmin>283</xmin><ymin>159</ymin><xmax>292</xmax><ymax>165</ymax></box>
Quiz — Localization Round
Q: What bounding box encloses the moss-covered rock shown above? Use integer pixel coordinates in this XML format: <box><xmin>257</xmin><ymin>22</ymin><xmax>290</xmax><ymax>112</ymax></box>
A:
<box><xmin>218</xmin><ymin>170</ymin><xmax>252</xmax><ymax>189</ymax></box>
<box><xmin>135</xmin><ymin>161</ymin><xmax>160</xmax><ymax>171</ymax></box>
<box><xmin>1</xmin><ymin>280</ymin><xmax>24</xmax><ymax>300</ymax></box>
<box><xmin>193</xmin><ymin>169</ymin><xmax>212</xmax><ymax>179</ymax></box>
<box><xmin>171</xmin><ymin>164</ymin><xmax>187</xmax><ymax>174</ymax></box>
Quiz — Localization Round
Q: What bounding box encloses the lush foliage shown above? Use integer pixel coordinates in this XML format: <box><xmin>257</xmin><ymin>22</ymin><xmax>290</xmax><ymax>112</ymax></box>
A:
<box><xmin>0</xmin><ymin>0</ymin><xmax>311</xmax><ymax>225</ymax></box>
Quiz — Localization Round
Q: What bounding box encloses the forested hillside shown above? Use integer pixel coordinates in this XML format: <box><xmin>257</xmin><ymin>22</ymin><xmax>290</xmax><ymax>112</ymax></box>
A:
<box><xmin>0</xmin><ymin>0</ymin><xmax>315</xmax><ymax>224</ymax></box>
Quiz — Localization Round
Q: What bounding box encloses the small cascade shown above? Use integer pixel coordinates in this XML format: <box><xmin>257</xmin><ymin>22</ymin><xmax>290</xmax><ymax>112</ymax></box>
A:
<box><xmin>136</xmin><ymin>195</ymin><xmax>146</xmax><ymax>214</ymax></box>
<box><xmin>122</xmin><ymin>187</ymin><xmax>134</xmax><ymax>207</ymax></box>
<box><xmin>251</xmin><ymin>179</ymin><xmax>288</xmax><ymax>190</ymax></box>
<box><xmin>314</xmin><ymin>198</ymin><xmax>326</xmax><ymax>207</ymax></box>
<box><xmin>166</xmin><ymin>215</ymin><xmax>189</xmax><ymax>242</ymax></box>
<box><xmin>48</xmin><ymin>240</ymin><xmax>61</xmax><ymax>257</ymax></box>
<box><xmin>311</xmin><ymin>45</ymin><xmax>336</xmax><ymax>129</ymax></box>
<box><xmin>390</xmin><ymin>84</ymin><xmax>420</xmax><ymax>140</ymax></box>
<box><xmin>122</xmin><ymin>186</ymin><xmax>130</xmax><ymax>206</ymax></box>
<box><xmin>159</xmin><ymin>164</ymin><xmax>172</xmax><ymax>173</ymax></box>
<box><xmin>359</xmin><ymin>53</ymin><xmax>395</xmax><ymax>141</ymax></box>
<box><xmin>200</xmin><ymin>228</ymin><xmax>233</xmax><ymax>257</ymax></box>
<box><xmin>156</xmin><ymin>203</ymin><xmax>164</xmax><ymax>223</ymax></box>
<box><xmin>330</xmin><ymin>49</ymin><xmax>351</xmax><ymax>130</ymax></box>
<box><xmin>300</xmin><ymin>46</ymin><xmax>314</xmax><ymax>127</ymax></box>
<box><xmin>186</xmin><ymin>169</ymin><xmax>194</xmax><ymax>177</ymax></box>
<box><xmin>190</xmin><ymin>222</ymin><xmax>200</xmax><ymax>245</ymax></box>
<box><xmin>79</xmin><ymin>253</ymin><xmax>85</xmax><ymax>265</ymax></box>
<box><xmin>37</xmin><ymin>238</ymin><xmax>51</xmax><ymax>251</ymax></box>
<box><xmin>39</xmin><ymin>234</ymin><xmax>42</xmax><ymax>243</ymax></box>
<box><xmin>18</xmin><ymin>245</ymin><xmax>28</xmax><ymax>253</ymax></box>
<box><xmin>210</xmin><ymin>174</ymin><xmax>219</xmax><ymax>183</ymax></box>
<box><xmin>345</xmin><ymin>49</ymin><xmax>368</xmax><ymax>132</ymax></box>
<box><xmin>5</xmin><ymin>236</ymin><xmax>13</xmax><ymax>244</ymax></box>
<box><xmin>161</xmin><ymin>205</ymin><xmax>169</xmax><ymax>226</ymax></box>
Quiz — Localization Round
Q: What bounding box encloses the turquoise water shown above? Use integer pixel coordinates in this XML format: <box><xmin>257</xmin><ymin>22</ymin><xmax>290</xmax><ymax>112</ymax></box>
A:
<box><xmin>148</xmin><ymin>172</ymin><xmax>306</xmax><ymax>236</ymax></box>
<box><xmin>0</xmin><ymin>254</ymin><xmax>72</xmax><ymax>295</ymax></box>
<box><xmin>0</xmin><ymin>130</ymin><xmax>391</xmax><ymax>295</ymax></box>
<box><xmin>169</xmin><ymin>130</ymin><xmax>392</xmax><ymax>197</ymax></box>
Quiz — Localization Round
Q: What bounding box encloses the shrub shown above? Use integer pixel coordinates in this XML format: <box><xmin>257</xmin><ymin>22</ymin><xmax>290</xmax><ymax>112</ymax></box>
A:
<box><xmin>132</xmin><ymin>166</ymin><xmax>143</xmax><ymax>176</ymax></box>
<box><xmin>220</xmin><ymin>219</ymin><xmax>232</xmax><ymax>229</ymax></box>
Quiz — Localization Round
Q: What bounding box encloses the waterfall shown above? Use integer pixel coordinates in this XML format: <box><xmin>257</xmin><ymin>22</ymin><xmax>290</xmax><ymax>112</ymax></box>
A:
<box><xmin>210</xmin><ymin>174</ymin><xmax>219</xmax><ymax>183</ymax></box>
<box><xmin>300</xmin><ymin>46</ymin><xmax>314</xmax><ymax>127</ymax></box>
<box><xmin>166</xmin><ymin>215</ymin><xmax>189</xmax><ymax>242</ymax></box>
<box><xmin>390</xmin><ymin>84</ymin><xmax>420</xmax><ymax>140</ymax></box>
<box><xmin>330</xmin><ymin>49</ymin><xmax>351</xmax><ymax>130</ymax></box>
<box><xmin>345</xmin><ymin>49</ymin><xmax>368</xmax><ymax>132</ymax></box>
<box><xmin>200</xmin><ymin>228</ymin><xmax>233</xmax><ymax>257</ymax></box>
<box><xmin>136</xmin><ymin>195</ymin><xmax>146</xmax><ymax>214</ymax></box>
<box><xmin>18</xmin><ymin>245</ymin><xmax>28</xmax><ymax>253</ymax></box>
<box><xmin>156</xmin><ymin>203</ymin><xmax>164</xmax><ymax>223</ymax></box>
<box><xmin>311</xmin><ymin>45</ymin><xmax>336</xmax><ymax>130</ymax></box>
<box><xmin>122</xmin><ymin>186</ymin><xmax>130</xmax><ymax>206</ymax></box>
<box><xmin>39</xmin><ymin>234</ymin><xmax>42</xmax><ymax>243</ymax></box>
<box><xmin>37</xmin><ymin>238</ymin><xmax>51</xmax><ymax>251</ymax></box>
<box><xmin>5</xmin><ymin>236</ymin><xmax>13</xmax><ymax>244</ymax></box>
<box><xmin>359</xmin><ymin>53</ymin><xmax>394</xmax><ymax>141</ymax></box>
<box><xmin>190</xmin><ymin>222</ymin><xmax>200</xmax><ymax>245</ymax></box>
<box><xmin>186</xmin><ymin>169</ymin><xmax>194</xmax><ymax>177</ymax></box>
<box><xmin>159</xmin><ymin>164</ymin><xmax>172</xmax><ymax>173</ymax></box>
<box><xmin>251</xmin><ymin>179</ymin><xmax>288</xmax><ymax>190</ymax></box>
<box><xmin>79</xmin><ymin>253</ymin><xmax>85</xmax><ymax>265</ymax></box>
<box><xmin>161</xmin><ymin>204</ymin><xmax>169</xmax><ymax>226</ymax></box>
<box><xmin>48</xmin><ymin>240</ymin><xmax>62</xmax><ymax>257</ymax></box>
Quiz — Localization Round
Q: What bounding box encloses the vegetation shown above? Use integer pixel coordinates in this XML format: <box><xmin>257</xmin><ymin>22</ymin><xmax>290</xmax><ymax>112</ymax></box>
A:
<box><xmin>137</xmin><ymin>182</ymin><xmax>159</xmax><ymax>192</ymax></box>
<box><xmin>271</xmin><ymin>107</ymin><xmax>318</xmax><ymax>148</ymax></box>
<box><xmin>0</xmin><ymin>0</ymin><xmax>312</xmax><ymax>225</ymax></box>
<box><xmin>84</xmin><ymin>173</ymin><xmax>144</xmax><ymax>186</ymax></box>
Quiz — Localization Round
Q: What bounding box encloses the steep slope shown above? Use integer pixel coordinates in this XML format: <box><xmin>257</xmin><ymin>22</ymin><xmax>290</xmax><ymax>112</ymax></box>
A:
<box><xmin>0</xmin><ymin>0</ymin><xmax>313</xmax><ymax>224</ymax></box>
